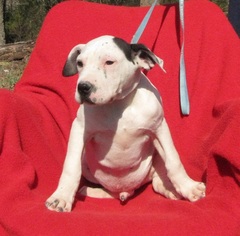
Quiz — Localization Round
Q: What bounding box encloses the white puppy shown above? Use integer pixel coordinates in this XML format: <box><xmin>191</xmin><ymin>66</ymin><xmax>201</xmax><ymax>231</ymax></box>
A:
<box><xmin>46</xmin><ymin>36</ymin><xmax>205</xmax><ymax>212</ymax></box>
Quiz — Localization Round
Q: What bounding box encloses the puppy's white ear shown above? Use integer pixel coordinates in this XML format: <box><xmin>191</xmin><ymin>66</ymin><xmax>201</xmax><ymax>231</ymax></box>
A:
<box><xmin>131</xmin><ymin>44</ymin><xmax>166</xmax><ymax>72</ymax></box>
<box><xmin>62</xmin><ymin>44</ymin><xmax>85</xmax><ymax>77</ymax></box>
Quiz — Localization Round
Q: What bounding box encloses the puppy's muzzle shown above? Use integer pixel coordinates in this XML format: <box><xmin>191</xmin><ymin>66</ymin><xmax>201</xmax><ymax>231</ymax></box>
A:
<box><xmin>78</xmin><ymin>82</ymin><xmax>94</xmax><ymax>104</ymax></box>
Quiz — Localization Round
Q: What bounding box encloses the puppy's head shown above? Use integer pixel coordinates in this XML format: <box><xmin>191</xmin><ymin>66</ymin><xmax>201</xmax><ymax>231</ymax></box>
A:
<box><xmin>63</xmin><ymin>35</ymin><xmax>165</xmax><ymax>105</ymax></box>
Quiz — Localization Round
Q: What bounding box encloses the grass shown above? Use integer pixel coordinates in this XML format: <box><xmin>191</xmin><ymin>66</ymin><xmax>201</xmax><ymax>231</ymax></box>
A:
<box><xmin>0</xmin><ymin>60</ymin><xmax>27</xmax><ymax>89</ymax></box>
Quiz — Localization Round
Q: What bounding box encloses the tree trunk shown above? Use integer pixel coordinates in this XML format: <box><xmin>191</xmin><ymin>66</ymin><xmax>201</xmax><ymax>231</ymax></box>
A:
<box><xmin>0</xmin><ymin>41</ymin><xmax>34</xmax><ymax>61</ymax></box>
<box><xmin>0</xmin><ymin>0</ymin><xmax>5</xmax><ymax>45</ymax></box>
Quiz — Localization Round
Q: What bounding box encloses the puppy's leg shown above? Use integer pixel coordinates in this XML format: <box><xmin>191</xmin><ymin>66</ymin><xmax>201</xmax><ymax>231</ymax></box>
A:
<box><xmin>154</xmin><ymin>118</ymin><xmax>206</xmax><ymax>202</ymax></box>
<box><xmin>79</xmin><ymin>186</ymin><xmax>116</xmax><ymax>199</ymax></box>
<box><xmin>45</xmin><ymin>118</ymin><xmax>84</xmax><ymax>212</ymax></box>
<box><xmin>79</xmin><ymin>186</ymin><xmax>134</xmax><ymax>202</ymax></box>
<box><xmin>151</xmin><ymin>156</ymin><xmax>182</xmax><ymax>200</ymax></box>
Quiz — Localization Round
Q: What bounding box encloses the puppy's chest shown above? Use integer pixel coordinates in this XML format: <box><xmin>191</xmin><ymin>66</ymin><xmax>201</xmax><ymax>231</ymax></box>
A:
<box><xmin>85</xmin><ymin>109</ymin><xmax>153</xmax><ymax>168</ymax></box>
<box><xmin>83</xmin><ymin>102</ymin><xmax>160</xmax><ymax>168</ymax></box>
<box><xmin>85</xmin><ymin>106</ymin><xmax>156</xmax><ymax>138</ymax></box>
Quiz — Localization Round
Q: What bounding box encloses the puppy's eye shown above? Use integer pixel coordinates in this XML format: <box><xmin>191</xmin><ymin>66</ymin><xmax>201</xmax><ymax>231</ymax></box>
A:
<box><xmin>77</xmin><ymin>61</ymin><xmax>83</xmax><ymax>67</ymax></box>
<box><xmin>105</xmin><ymin>60</ymin><xmax>114</xmax><ymax>65</ymax></box>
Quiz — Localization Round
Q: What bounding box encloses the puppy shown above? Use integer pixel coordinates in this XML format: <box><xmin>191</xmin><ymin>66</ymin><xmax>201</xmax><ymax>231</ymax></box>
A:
<box><xmin>46</xmin><ymin>35</ymin><xmax>205</xmax><ymax>212</ymax></box>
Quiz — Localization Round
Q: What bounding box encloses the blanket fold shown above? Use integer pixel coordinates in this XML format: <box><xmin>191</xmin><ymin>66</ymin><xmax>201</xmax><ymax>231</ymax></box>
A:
<box><xmin>0</xmin><ymin>0</ymin><xmax>240</xmax><ymax>235</ymax></box>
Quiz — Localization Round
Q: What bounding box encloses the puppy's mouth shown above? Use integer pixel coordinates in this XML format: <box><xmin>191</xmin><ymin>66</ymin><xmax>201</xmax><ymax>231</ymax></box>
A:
<box><xmin>80</xmin><ymin>95</ymin><xmax>95</xmax><ymax>104</ymax></box>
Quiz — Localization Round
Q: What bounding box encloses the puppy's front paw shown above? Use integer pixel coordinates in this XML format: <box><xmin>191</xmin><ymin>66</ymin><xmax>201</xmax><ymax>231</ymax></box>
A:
<box><xmin>45</xmin><ymin>194</ymin><xmax>73</xmax><ymax>212</ymax></box>
<box><xmin>178</xmin><ymin>181</ymin><xmax>206</xmax><ymax>202</ymax></box>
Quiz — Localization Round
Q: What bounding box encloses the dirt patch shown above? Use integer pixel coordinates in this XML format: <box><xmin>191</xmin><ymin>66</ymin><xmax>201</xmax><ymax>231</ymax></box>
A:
<box><xmin>0</xmin><ymin>41</ymin><xmax>34</xmax><ymax>89</ymax></box>
<box><xmin>0</xmin><ymin>60</ymin><xmax>28</xmax><ymax>89</ymax></box>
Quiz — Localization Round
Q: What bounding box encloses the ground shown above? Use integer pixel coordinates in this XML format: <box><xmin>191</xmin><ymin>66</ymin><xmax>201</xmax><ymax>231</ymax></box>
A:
<box><xmin>0</xmin><ymin>41</ymin><xmax>33</xmax><ymax>89</ymax></box>
<box><xmin>0</xmin><ymin>60</ymin><xmax>27</xmax><ymax>89</ymax></box>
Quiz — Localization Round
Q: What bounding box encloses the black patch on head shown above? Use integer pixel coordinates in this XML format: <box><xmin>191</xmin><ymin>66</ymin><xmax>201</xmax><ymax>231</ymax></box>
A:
<box><xmin>113</xmin><ymin>37</ymin><xmax>132</xmax><ymax>62</ymax></box>
<box><xmin>130</xmin><ymin>44</ymin><xmax>157</xmax><ymax>65</ymax></box>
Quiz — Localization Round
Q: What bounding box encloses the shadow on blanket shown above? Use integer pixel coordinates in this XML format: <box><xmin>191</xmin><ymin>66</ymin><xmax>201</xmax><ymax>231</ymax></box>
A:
<box><xmin>0</xmin><ymin>0</ymin><xmax>239</xmax><ymax>235</ymax></box>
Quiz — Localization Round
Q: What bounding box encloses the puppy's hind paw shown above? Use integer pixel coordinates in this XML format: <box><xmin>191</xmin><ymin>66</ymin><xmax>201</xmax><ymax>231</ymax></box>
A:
<box><xmin>185</xmin><ymin>182</ymin><xmax>206</xmax><ymax>202</ymax></box>
<box><xmin>79</xmin><ymin>186</ymin><xmax>115</xmax><ymax>199</ymax></box>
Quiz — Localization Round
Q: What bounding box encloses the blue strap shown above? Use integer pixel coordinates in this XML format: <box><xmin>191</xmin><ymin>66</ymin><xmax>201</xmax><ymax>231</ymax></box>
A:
<box><xmin>131</xmin><ymin>0</ymin><xmax>158</xmax><ymax>44</ymax></box>
<box><xmin>131</xmin><ymin>0</ymin><xmax>190</xmax><ymax>115</ymax></box>
<box><xmin>179</xmin><ymin>0</ymin><xmax>190</xmax><ymax>115</ymax></box>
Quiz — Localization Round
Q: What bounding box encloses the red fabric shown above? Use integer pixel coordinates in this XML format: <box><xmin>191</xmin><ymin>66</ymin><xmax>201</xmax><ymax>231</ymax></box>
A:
<box><xmin>1</xmin><ymin>0</ymin><xmax>240</xmax><ymax>235</ymax></box>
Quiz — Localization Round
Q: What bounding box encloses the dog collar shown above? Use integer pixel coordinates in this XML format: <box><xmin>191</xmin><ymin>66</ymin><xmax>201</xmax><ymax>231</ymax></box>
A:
<box><xmin>131</xmin><ymin>0</ymin><xmax>190</xmax><ymax>116</ymax></box>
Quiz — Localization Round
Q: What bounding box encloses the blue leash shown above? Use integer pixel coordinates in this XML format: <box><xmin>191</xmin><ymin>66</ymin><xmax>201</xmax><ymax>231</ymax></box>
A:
<box><xmin>131</xmin><ymin>0</ymin><xmax>190</xmax><ymax>116</ymax></box>
<box><xmin>131</xmin><ymin>0</ymin><xmax>158</xmax><ymax>44</ymax></box>
<box><xmin>179</xmin><ymin>0</ymin><xmax>190</xmax><ymax>115</ymax></box>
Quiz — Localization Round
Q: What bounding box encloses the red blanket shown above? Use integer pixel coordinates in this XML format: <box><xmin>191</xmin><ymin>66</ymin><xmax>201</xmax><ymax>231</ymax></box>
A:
<box><xmin>1</xmin><ymin>0</ymin><xmax>240</xmax><ymax>235</ymax></box>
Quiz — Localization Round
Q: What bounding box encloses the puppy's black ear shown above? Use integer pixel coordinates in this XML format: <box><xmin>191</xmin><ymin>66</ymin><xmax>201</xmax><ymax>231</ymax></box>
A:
<box><xmin>131</xmin><ymin>44</ymin><xmax>166</xmax><ymax>72</ymax></box>
<box><xmin>62</xmin><ymin>44</ymin><xmax>85</xmax><ymax>77</ymax></box>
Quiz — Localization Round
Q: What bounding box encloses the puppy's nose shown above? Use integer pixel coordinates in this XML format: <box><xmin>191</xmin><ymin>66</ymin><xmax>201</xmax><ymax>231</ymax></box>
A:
<box><xmin>78</xmin><ymin>82</ymin><xmax>93</xmax><ymax>96</ymax></box>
